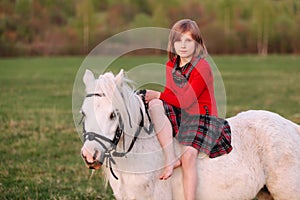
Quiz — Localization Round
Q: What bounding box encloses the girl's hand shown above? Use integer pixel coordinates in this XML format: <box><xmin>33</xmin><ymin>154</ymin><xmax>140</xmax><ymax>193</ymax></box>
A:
<box><xmin>145</xmin><ymin>90</ymin><xmax>160</xmax><ymax>103</ymax></box>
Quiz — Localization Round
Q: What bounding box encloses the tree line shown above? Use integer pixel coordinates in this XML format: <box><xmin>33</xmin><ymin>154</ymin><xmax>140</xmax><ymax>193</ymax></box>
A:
<box><xmin>1</xmin><ymin>0</ymin><xmax>300</xmax><ymax>56</ymax></box>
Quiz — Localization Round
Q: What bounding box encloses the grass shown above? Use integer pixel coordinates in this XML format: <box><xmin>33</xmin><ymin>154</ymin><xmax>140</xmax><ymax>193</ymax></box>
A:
<box><xmin>0</xmin><ymin>55</ymin><xmax>299</xmax><ymax>199</ymax></box>
<box><xmin>0</xmin><ymin>57</ymin><xmax>114</xmax><ymax>199</ymax></box>
<box><xmin>213</xmin><ymin>55</ymin><xmax>300</xmax><ymax>121</ymax></box>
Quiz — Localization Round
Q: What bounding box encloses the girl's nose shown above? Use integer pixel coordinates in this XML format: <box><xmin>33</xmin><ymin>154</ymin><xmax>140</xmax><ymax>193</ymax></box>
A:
<box><xmin>181</xmin><ymin>41</ymin><xmax>186</xmax><ymax>48</ymax></box>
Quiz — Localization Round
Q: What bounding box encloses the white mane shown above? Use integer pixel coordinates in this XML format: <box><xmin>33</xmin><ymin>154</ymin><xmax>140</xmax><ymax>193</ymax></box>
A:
<box><xmin>93</xmin><ymin>71</ymin><xmax>165</xmax><ymax>177</ymax></box>
<box><xmin>95</xmin><ymin>71</ymin><xmax>143</xmax><ymax>135</ymax></box>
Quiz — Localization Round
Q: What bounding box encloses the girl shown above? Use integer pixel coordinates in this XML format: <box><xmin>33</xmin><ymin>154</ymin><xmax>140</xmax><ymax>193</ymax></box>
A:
<box><xmin>145</xmin><ymin>19</ymin><xmax>232</xmax><ymax>200</ymax></box>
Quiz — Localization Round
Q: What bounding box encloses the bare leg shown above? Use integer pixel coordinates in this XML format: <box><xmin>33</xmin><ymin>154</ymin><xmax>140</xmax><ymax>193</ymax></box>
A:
<box><xmin>181</xmin><ymin>146</ymin><xmax>198</xmax><ymax>200</ymax></box>
<box><xmin>148</xmin><ymin>99</ymin><xmax>181</xmax><ymax>180</ymax></box>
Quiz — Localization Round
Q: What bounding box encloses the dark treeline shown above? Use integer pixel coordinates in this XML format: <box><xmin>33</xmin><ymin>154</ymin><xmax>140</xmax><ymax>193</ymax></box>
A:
<box><xmin>1</xmin><ymin>0</ymin><xmax>300</xmax><ymax>56</ymax></box>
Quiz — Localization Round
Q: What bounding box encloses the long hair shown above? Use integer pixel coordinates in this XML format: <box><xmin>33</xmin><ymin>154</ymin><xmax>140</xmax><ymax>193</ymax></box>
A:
<box><xmin>167</xmin><ymin>19</ymin><xmax>208</xmax><ymax>61</ymax></box>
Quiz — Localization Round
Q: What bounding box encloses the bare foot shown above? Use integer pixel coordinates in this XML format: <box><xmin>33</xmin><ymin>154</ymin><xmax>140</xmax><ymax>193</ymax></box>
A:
<box><xmin>160</xmin><ymin>159</ymin><xmax>181</xmax><ymax>180</ymax></box>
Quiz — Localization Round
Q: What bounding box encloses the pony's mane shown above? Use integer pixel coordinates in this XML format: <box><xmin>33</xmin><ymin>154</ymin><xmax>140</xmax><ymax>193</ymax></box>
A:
<box><xmin>95</xmin><ymin>72</ymin><xmax>141</xmax><ymax>133</ymax></box>
<box><xmin>92</xmin><ymin>72</ymin><xmax>144</xmax><ymax>187</ymax></box>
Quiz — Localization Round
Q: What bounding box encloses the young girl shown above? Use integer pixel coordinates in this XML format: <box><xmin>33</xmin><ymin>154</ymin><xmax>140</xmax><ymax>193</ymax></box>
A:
<box><xmin>145</xmin><ymin>19</ymin><xmax>232</xmax><ymax>199</ymax></box>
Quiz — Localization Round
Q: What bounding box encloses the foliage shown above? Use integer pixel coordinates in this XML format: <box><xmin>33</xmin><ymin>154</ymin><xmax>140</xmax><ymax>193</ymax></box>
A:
<box><xmin>1</xmin><ymin>0</ymin><xmax>300</xmax><ymax>56</ymax></box>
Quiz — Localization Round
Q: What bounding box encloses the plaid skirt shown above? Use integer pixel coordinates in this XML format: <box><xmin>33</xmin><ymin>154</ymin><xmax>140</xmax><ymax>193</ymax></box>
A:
<box><xmin>163</xmin><ymin>102</ymin><xmax>232</xmax><ymax>158</ymax></box>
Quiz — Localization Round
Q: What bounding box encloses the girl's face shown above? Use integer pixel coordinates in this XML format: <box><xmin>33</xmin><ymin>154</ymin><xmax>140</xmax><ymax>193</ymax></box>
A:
<box><xmin>174</xmin><ymin>32</ymin><xmax>196</xmax><ymax>61</ymax></box>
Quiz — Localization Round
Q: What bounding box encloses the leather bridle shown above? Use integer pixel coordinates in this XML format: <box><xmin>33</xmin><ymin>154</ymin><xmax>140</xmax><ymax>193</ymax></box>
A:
<box><xmin>80</xmin><ymin>92</ymin><xmax>153</xmax><ymax>180</ymax></box>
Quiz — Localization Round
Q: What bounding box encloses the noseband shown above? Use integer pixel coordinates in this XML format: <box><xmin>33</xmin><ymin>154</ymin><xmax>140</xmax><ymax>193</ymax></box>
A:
<box><xmin>80</xmin><ymin>92</ymin><xmax>153</xmax><ymax>180</ymax></box>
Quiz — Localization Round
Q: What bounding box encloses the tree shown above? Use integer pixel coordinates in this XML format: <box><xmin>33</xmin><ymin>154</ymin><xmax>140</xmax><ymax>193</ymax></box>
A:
<box><xmin>75</xmin><ymin>0</ymin><xmax>96</xmax><ymax>53</ymax></box>
<box><xmin>250</xmin><ymin>0</ymin><xmax>275</xmax><ymax>55</ymax></box>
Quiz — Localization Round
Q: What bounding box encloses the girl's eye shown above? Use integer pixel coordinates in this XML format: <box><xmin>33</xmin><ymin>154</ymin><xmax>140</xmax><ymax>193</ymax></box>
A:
<box><xmin>174</xmin><ymin>38</ymin><xmax>193</xmax><ymax>43</ymax></box>
<box><xmin>110</xmin><ymin>112</ymin><xmax>116</xmax><ymax>120</ymax></box>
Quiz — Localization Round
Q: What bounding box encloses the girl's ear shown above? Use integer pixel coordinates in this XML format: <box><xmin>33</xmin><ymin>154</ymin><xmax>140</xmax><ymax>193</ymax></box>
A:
<box><xmin>115</xmin><ymin>69</ymin><xmax>124</xmax><ymax>88</ymax></box>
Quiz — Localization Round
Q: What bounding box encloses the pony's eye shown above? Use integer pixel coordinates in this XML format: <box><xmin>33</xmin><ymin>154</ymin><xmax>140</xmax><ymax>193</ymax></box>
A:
<box><xmin>110</xmin><ymin>112</ymin><xmax>116</xmax><ymax>120</ymax></box>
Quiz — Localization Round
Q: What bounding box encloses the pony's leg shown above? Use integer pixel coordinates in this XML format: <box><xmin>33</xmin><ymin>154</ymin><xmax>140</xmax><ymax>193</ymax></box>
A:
<box><xmin>148</xmin><ymin>99</ymin><xmax>180</xmax><ymax>180</ymax></box>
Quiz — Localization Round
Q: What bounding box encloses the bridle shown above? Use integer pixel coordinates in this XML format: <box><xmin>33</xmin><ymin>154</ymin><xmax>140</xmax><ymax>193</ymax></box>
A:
<box><xmin>80</xmin><ymin>92</ymin><xmax>153</xmax><ymax>180</ymax></box>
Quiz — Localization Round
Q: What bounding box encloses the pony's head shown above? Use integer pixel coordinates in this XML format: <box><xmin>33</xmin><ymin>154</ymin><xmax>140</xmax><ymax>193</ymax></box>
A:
<box><xmin>80</xmin><ymin>69</ymin><xmax>134</xmax><ymax>170</ymax></box>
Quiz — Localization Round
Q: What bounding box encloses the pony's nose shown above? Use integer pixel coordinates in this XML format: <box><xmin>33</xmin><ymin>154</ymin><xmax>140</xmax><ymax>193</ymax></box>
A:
<box><xmin>81</xmin><ymin>146</ymin><xmax>95</xmax><ymax>163</ymax></box>
<box><xmin>81</xmin><ymin>147</ymin><xmax>102</xmax><ymax>170</ymax></box>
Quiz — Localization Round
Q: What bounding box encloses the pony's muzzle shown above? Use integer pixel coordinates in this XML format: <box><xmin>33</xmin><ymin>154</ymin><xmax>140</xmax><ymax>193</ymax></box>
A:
<box><xmin>81</xmin><ymin>147</ymin><xmax>102</xmax><ymax>170</ymax></box>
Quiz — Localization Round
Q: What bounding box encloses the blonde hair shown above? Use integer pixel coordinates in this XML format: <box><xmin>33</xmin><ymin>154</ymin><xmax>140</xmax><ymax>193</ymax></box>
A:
<box><xmin>167</xmin><ymin>19</ymin><xmax>207</xmax><ymax>61</ymax></box>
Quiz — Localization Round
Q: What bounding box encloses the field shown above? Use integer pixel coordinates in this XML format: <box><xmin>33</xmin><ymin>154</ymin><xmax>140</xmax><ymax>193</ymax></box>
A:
<box><xmin>0</xmin><ymin>55</ymin><xmax>299</xmax><ymax>199</ymax></box>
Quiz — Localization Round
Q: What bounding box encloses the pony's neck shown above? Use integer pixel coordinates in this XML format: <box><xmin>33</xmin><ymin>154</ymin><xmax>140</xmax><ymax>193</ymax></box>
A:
<box><xmin>116</xmin><ymin>87</ymin><xmax>143</xmax><ymax>149</ymax></box>
<box><xmin>112</xmin><ymin>89</ymin><xmax>163</xmax><ymax>175</ymax></box>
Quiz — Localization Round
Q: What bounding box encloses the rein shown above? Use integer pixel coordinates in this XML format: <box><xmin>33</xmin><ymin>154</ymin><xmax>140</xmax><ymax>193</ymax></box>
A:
<box><xmin>80</xmin><ymin>92</ymin><xmax>153</xmax><ymax>180</ymax></box>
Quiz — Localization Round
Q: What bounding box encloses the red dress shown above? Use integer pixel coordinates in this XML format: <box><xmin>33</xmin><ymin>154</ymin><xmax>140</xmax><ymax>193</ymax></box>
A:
<box><xmin>159</xmin><ymin>57</ymin><xmax>232</xmax><ymax>158</ymax></box>
<box><xmin>160</xmin><ymin>57</ymin><xmax>218</xmax><ymax>116</ymax></box>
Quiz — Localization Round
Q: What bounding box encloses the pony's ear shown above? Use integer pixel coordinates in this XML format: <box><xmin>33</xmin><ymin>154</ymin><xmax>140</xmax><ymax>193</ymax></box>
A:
<box><xmin>115</xmin><ymin>69</ymin><xmax>124</xmax><ymax>88</ymax></box>
<box><xmin>83</xmin><ymin>69</ymin><xmax>95</xmax><ymax>88</ymax></box>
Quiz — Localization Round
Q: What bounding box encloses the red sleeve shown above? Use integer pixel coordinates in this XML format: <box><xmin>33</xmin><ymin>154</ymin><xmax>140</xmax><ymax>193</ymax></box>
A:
<box><xmin>160</xmin><ymin>61</ymin><xmax>180</xmax><ymax>106</ymax></box>
<box><xmin>160</xmin><ymin>87</ymin><xmax>180</xmax><ymax>106</ymax></box>
<box><xmin>160</xmin><ymin>60</ymin><xmax>212</xmax><ymax>109</ymax></box>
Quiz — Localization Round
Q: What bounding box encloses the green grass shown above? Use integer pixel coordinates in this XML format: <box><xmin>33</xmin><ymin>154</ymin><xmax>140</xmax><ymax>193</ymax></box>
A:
<box><xmin>0</xmin><ymin>57</ymin><xmax>114</xmax><ymax>199</ymax></box>
<box><xmin>0</xmin><ymin>55</ymin><xmax>299</xmax><ymax>199</ymax></box>
<box><xmin>213</xmin><ymin>55</ymin><xmax>300</xmax><ymax>121</ymax></box>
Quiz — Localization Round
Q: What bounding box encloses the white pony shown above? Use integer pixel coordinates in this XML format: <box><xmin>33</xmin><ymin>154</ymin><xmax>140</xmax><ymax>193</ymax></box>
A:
<box><xmin>80</xmin><ymin>69</ymin><xmax>300</xmax><ymax>200</ymax></box>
